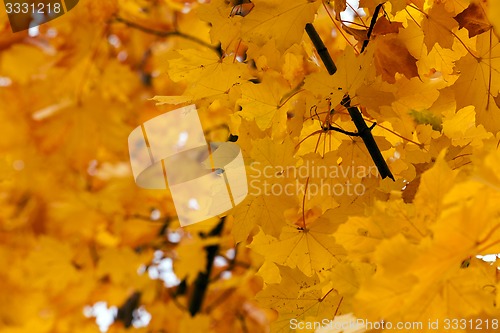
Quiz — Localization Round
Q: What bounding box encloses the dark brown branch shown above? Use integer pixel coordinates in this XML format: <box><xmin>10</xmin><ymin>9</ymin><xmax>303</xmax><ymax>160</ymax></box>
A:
<box><xmin>114</xmin><ymin>16</ymin><xmax>222</xmax><ymax>57</ymax></box>
<box><xmin>341</xmin><ymin>96</ymin><xmax>394</xmax><ymax>180</ymax></box>
<box><xmin>361</xmin><ymin>4</ymin><xmax>383</xmax><ymax>53</ymax></box>
<box><xmin>188</xmin><ymin>217</ymin><xmax>226</xmax><ymax>316</ymax></box>
<box><xmin>115</xmin><ymin>292</ymin><xmax>141</xmax><ymax>328</ymax></box>
<box><xmin>305</xmin><ymin>23</ymin><xmax>337</xmax><ymax>74</ymax></box>
<box><xmin>305</xmin><ymin>23</ymin><xmax>394</xmax><ymax>181</ymax></box>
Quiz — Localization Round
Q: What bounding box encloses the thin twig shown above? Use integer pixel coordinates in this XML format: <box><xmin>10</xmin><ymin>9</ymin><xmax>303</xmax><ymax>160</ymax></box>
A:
<box><xmin>361</xmin><ymin>3</ymin><xmax>383</xmax><ymax>53</ymax></box>
<box><xmin>114</xmin><ymin>16</ymin><xmax>222</xmax><ymax>56</ymax></box>
<box><xmin>322</xmin><ymin>1</ymin><xmax>359</xmax><ymax>54</ymax></box>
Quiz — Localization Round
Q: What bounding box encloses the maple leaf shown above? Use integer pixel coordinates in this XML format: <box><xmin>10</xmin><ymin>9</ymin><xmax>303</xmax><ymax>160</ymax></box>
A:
<box><xmin>422</xmin><ymin>3</ymin><xmax>459</xmax><ymax>50</ymax></box>
<box><xmin>372</xmin><ymin>16</ymin><xmax>404</xmax><ymax>36</ymax></box>
<box><xmin>453</xmin><ymin>30</ymin><xmax>500</xmax><ymax>133</ymax></box>
<box><xmin>454</xmin><ymin>2</ymin><xmax>492</xmax><ymax>38</ymax></box>
<box><xmin>436</xmin><ymin>0</ymin><xmax>471</xmax><ymax>16</ymax></box>
<box><xmin>240</xmin><ymin>0</ymin><xmax>320</xmax><ymax>52</ymax></box>
<box><xmin>333</xmin><ymin>0</ymin><xmax>347</xmax><ymax>20</ymax></box>
<box><xmin>359</xmin><ymin>0</ymin><xmax>383</xmax><ymax>14</ymax></box>
<box><xmin>297</xmin><ymin>152</ymin><xmax>343</xmax><ymax>212</ymax></box>
<box><xmin>324</xmin><ymin>261</ymin><xmax>375</xmax><ymax>312</ymax></box>
<box><xmin>179</xmin><ymin>313</ymin><xmax>212</xmax><ymax>333</ymax></box>
<box><xmin>373</xmin><ymin>34</ymin><xmax>419</xmax><ymax>83</ymax></box>
<box><xmin>304</xmin><ymin>47</ymin><xmax>375</xmax><ymax>102</ymax></box>
<box><xmin>4</xmin><ymin>0</ymin><xmax>500</xmax><ymax>331</ymax></box>
<box><xmin>354</xmin><ymin>148</ymin><xmax>500</xmax><ymax>322</ymax></box>
<box><xmin>488</xmin><ymin>0</ymin><xmax>500</xmax><ymax>35</ymax></box>
<box><xmin>237</xmin><ymin>72</ymin><xmax>291</xmax><ymax>131</ymax></box>
<box><xmin>232</xmin><ymin>137</ymin><xmax>298</xmax><ymax>241</ymax></box>
<box><xmin>412</xmin><ymin>151</ymin><xmax>458</xmax><ymax>224</ymax></box>
<box><xmin>97</xmin><ymin>247</ymin><xmax>145</xmax><ymax>285</ymax></box>
<box><xmin>335</xmin><ymin>198</ymin><xmax>425</xmax><ymax>260</ymax></box>
<box><xmin>256</xmin><ymin>265</ymin><xmax>343</xmax><ymax>333</ymax></box>
<box><xmin>168</xmin><ymin>49</ymin><xmax>248</xmax><ymax>100</ymax></box>
<box><xmin>174</xmin><ymin>236</ymin><xmax>208</xmax><ymax>283</ymax></box>
<box><xmin>342</xmin><ymin>25</ymin><xmax>367</xmax><ymax>45</ymax></box>
<box><xmin>250</xmin><ymin>209</ymin><xmax>346</xmax><ymax>277</ymax></box>
<box><xmin>357</xmin><ymin>233</ymin><xmax>497</xmax><ymax>323</ymax></box>
<box><xmin>197</xmin><ymin>0</ymin><xmax>242</xmax><ymax>52</ymax></box>
<box><xmin>442</xmin><ymin>105</ymin><xmax>493</xmax><ymax>147</ymax></box>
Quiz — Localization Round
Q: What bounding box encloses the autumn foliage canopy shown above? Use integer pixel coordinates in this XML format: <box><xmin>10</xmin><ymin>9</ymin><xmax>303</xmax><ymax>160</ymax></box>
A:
<box><xmin>2</xmin><ymin>0</ymin><xmax>500</xmax><ymax>332</ymax></box>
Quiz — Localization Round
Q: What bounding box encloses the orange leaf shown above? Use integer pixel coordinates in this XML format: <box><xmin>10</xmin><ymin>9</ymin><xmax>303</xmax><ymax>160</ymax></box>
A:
<box><xmin>373</xmin><ymin>35</ymin><xmax>418</xmax><ymax>83</ymax></box>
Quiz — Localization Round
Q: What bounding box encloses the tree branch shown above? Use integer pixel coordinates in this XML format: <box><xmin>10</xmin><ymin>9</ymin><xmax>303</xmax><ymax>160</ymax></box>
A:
<box><xmin>305</xmin><ymin>23</ymin><xmax>394</xmax><ymax>181</ymax></box>
<box><xmin>305</xmin><ymin>23</ymin><xmax>337</xmax><ymax>75</ymax></box>
<box><xmin>188</xmin><ymin>217</ymin><xmax>226</xmax><ymax>316</ymax></box>
<box><xmin>341</xmin><ymin>96</ymin><xmax>394</xmax><ymax>180</ymax></box>
<box><xmin>361</xmin><ymin>3</ymin><xmax>383</xmax><ymax>53</ymax></box>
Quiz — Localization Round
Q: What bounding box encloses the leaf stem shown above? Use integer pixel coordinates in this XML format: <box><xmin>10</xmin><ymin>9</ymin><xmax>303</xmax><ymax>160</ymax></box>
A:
<box><xmin>322</xmin><ymin>2</ymin><xmax>359</xmax><ymax>54</ymax></box>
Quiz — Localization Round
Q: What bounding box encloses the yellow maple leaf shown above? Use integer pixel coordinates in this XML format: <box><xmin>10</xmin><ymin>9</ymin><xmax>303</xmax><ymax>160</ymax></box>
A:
<box><xmin>442</xmin><ymin>105</ymin><xmax>492</xmax><ymax>147</ymax></box>
<box><xmin>96</xmin><ymin>247</ymin><xmax>145</xmax><ymax>285</ymax></box>
<box><xmin>453</xmin><ymin>30</ymin><xmax>500</xmax><ymax>132</ymax></box>
<box><xmin>237</xmin><ymin>72</ymin><xmax>292</xmax><ymax>132</ymax></box>
<box><xmin>0</xmin><ymin>44</ymin><xmax>51</xmax><ymax>84</ymax></box>
<box><xmin>297</xmin><ymin>152</ymin><xmax>342</xmax><ymax>213</ymax></box>
<box><xmin>179</xmin><ymin>313</ymin><xmax>212</xmax><ymax>333</ymax></box>
<box><xmin>241</xmin><ymin>0</ymin><xmax>320</xmax><ymax>52</ymax></box>
<box><xmin>197</xmin><ymin>0</ymin><xmax>242</xmax><ymax>52</ymax></box>
<box><xmin>325</xmin><ymin>261</ymin><xmax>375</xmax><ymax>302</ymax></box>
<box><xmin>455</xmin><ymin>2</ymin><xmax>492</xmax><ymax>38</ymax></box>
<box><xmin>256</xmin><ymin>265</ymin><xmax>343</xmax><ymax>332</ymax></box>
<box><xmin>422</xmin><ymin>3</ymin><xmax>459</xmax><ymax>50</ymax></box>
<box><xmin>232</xmin><ymin>137</ymin><xmax>298</xmax><ymax>241</ymax></box>
<box><xmin>304</xmin><ymin>47</ymin><xmax>374</xmax><ymax>103</ymax></box>
<box><xmin>250</xmin><ymin>210</ymin><xmax>345</xmax><ymax>277</ymax></box>
<box><xmin>23</xmin><ymin>237</ymin><xmax>79</xmax><ymax>293</ymax></box>
<box><xmin>488</xmin><ymin>0</ymin><xmax>500</xmax><ymax>35</ymax></box>
<box><xmin>428</xmin><ymin>0</ymin><xmax>471</xmax><ymax>16</ymax></box>
<box><xmin>174</xmin><ymin>236</ymin><xmax>208</xmax><ymax>283</ymax></box>
<box><xmin>168</xmin><ymin>49</ymin><xmax>248</xmax><ymax>100</ymax></box>
<box><xmin>335</xmin><ymin>198</ymin><xmax>425</xmax><ymax>259</ymax></box>
<box><xmin>356</xmin><ymin>234</ymin><xmax>496</xmax><ymax>323</ymax></box>
<box><xmin>413</xmin><ymin>150</ymin><xmax>458</xmax><ymax>223</ymax></box>
<box><xmin>373</xmin><ymin>34</ymin><xmax>419</xmax><ymax>83</ymax></box>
